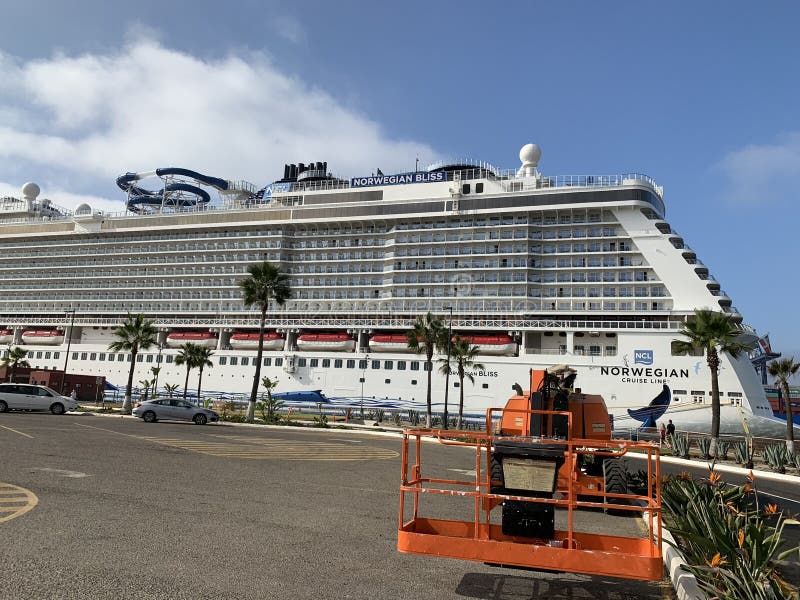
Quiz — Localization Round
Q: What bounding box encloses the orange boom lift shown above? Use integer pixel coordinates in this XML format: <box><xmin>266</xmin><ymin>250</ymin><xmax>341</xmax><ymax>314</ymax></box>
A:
<box><xmin>398</xmin><ymin>365</ymin><xmax>663</xmax><ymax>581</ymax></box>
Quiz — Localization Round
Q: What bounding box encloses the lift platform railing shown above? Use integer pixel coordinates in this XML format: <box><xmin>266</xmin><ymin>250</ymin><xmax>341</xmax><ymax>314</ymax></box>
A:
<box><xmin>398</xmin><ymin>407</ymin><xmax>663</xmax><ymax>581</ymax></box>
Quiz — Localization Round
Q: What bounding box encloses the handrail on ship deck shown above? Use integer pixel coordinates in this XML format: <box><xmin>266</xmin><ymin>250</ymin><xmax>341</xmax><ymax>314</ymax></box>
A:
<box><xmin>398</xmin><ymin>406</ymin><xmax>663</xmax><ymax>580</ymax></box>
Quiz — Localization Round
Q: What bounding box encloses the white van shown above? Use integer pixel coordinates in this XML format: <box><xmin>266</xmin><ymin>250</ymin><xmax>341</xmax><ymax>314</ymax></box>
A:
<box><xmin>0</xmin><ymin>384</ymin><xmax>78</xmax><ymax>414</ymax></box>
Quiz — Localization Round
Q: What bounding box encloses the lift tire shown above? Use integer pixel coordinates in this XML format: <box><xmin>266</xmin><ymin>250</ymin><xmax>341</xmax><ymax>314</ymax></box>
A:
<box><xmin>602</xmin><ymin>458</ymin><xmax>627</xmax><ymax>513</ymax></box>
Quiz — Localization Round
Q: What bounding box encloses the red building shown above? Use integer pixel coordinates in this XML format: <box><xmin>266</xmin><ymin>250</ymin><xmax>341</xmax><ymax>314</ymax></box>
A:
<box><xmin>0</xmin><ymin>367</ymin><xmax>104</xmax><ymax>402</ymax></box>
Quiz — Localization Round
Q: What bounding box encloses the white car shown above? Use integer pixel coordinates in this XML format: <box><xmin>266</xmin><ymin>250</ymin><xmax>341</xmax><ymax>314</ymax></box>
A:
<box><xmin>0</xmin><ymin>383</ymin><xmax>78</xmax><ymax>414</ymax></box>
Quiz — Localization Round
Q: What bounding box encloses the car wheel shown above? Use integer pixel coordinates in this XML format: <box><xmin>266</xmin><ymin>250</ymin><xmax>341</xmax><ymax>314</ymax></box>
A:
<box><xmin>50</xmin><ymin>402</ymin><xmax>66</xmax><ymax>415</ymax></box>
<box><xmin>142</xmin><ymin>411</ymin><xmax>157</xmax><ymax>423</ymax></box>
<box><xmin>0</xmin><ymin>400</ymin><xmax>7</xmax><ymax>413</ymax></box>
<box><xmin>193</xmin><ymin>414</ymin><xmax>207</xmax><ymax>425</ymax></box>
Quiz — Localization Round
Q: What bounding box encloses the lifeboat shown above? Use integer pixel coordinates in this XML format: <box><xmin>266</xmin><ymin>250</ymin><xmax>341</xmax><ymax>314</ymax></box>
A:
<box><xmin>165</xmin><ymin>331</ymin><xmax>218</xmax><ymax>348</ymax></box>
<box><xmin>0</xmin><ymin>329</ymin><xmax>13</xmax><ymax>344</ymax></box>
<box><xmin>459</xmin><ymin>334</ymin><xmax>517</xmax><ymax>356</ymax></box>
<box><xmin>369</xmin><ymin>333</ymin><xmax>414</xmax><ymax>353</ymax></box>
<box><xmin>21</xmin><ymin>329</ymin><xmax>65</xmax><ymax>346</ymax></box>
<box><xmin>229</xmin><ymin>331</ymin><xmax>285</xmax><ymax>351</ymax></box>
<box><xmin>296</xmin><ymin>332</ymin><xmax>355</xmax><ymax>352</ymax></box>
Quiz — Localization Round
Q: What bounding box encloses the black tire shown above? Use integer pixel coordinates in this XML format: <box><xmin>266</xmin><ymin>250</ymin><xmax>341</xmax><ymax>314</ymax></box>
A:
<box><xmin>193</xmin><ymin>413</ymin><xmax>207</xmax><ymax>426</ymax></box>
<box><xmin>603</xmin><ymin>458</ymin><xmax>628</xmax><ymax>513</ymax></box>
<box><xmin>50</xmin><ymin>402</ymin><xmax>65</xmax><ymax>415</ymax></box>
<box><xmin>142</xmin><ymin>411</ymin><xmax>157</xmax><ymax>423</ymax></box>
<box><xmin>0</xmin><ymin>400</ymin><xmax>7</xmax><ymax>413</ymax></box>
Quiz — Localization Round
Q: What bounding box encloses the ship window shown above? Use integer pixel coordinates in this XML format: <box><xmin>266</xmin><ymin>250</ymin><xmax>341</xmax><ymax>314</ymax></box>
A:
<box><xmin>322</xmin><ymin>359</ymin><xmax>330</xmax><ymax>368</ymax></box>
<box><xmin>475</xmin><ymin>183</ymin><xmax>483</xmax><ymax>193</ymax></box>
<box><xmin>605</xmin><ymin>346</ymin><xmax>616</xmax><ymax>356</ymax></box>
<box><xmin>728</xmin><ymin>392</ymin><xmax>742</xmax><ymax>398</ymax></box>
<box><xmin>334</xmin><ymin>359</ymin><xmax>342</xmax><ymax>368</ymax></box>
<box><xmin>385</xmin><ymin>379</ymin><xmax>391</xmax><ymax>384</ymax></box>
<box><xmin>310</xmin><ymin>359</ymin><xmax>319</xmax><ymax>367</ymax></box>
<box><xmin>298</xmin><ymin>358</ymin><xmax>307</xmax><ymax>367</ymax></box>
<box><xmin>673</xmin><ymin>390</ymin><xmax>687</xmax><ymax>395</ymax></box>
<box><xmin>346</xmin><ymin>359</ymin><xmax>355</xmax><ymax>368</ymax></box>
<box><xmin>358</xmin><ymin>359</ymin><xmax>367</xmax><ymax>369</ymax></box>
<box><xmin>410</xmin><ymin>362</ymin><xmax>420</xmax><ymax>371</ymax></box>
<box><xmin>397</xmin><ymin>361</ymin><xmax>406</xmax><ymax>370</ymax></box>
<box><xmin>275</xmin><ymin>358</ymin><xmax>283</xmax><ymax>366</ymax></box>
<box><xmin>263</xmin><ymin>358</ymin><xmax>272</xmax><ymax>366</ymax></box>
<box><xmin>384</xmin><ymin>361</ymin><xmax>393</xmax><ymax>370</ymax></box>
<box><xmin>218</xmin><ymin>357</ymin><xmax>227</xmax><ymax>365</ymax></box>
<box><xmin>166</xmin><ymin>355</ymin><xmax>173</xmax><ymax>364</ymax></box>
<box><xmin>45</xmin><ymin>352</ymin><xmax>52</xmax><ymax>359</ymax></box>
<box><xmin>231</xmin><ymin>357</ymin><xmax>240</xmax><ymax>365</ymax></box>
<box><xmin>127</xmin><ymin>354</ymin><xmax>132</xmax><ymax>362</ymax></box>
<box><xmin>462</xmin><ymin>183</ymin><xmax>471</xmax><ymax>194</ymax></box>
<box><xmin>690</xmin><ymin>390</ymin><xmax>705</xmax><ymax>395</ymax></box>
<box><xmin>136</xmin><ymin>355</ymin><xmax>143</xmax><ymax>362</ymax></box>
<box><xmin>72</xmin><ymin>352</ymin><xmax>78</xmax><ymax>360</ymax></box>
<box><xmin>411</xmin><ymin>380</ymin><xmax>417</xmax><ymax>385</ymax></box>
<box><xmin>359</xmin><ymin>377</ymin><xmax>365</xmax><ymax>383</ymax></box>
<box><xmin>482</xmin><ymin>383</ymin><xmax>489</xmax><ymax>389</ymax></box>
<box><xmin>241</xmin><ymin>357</ymin><xmax>249</xmax><ymax>366</ymax></box>
<box><xmin>53</xmin><ymin>352</ymin><xmax>60</xmax><ymax>360</ymax></box>
<box><xmin>80</xmin><ymin>352</ymin><xmax>88</xmax><ymax>360</ymax></box>
<box><xmin>371</xmin><ymin>360</ymin><xmax>380</xmax><ymax>369</ymax></box>
<box><xmin>35</xmin><ymin>351</ymin><xmax>42</xmax><ymax>359</ymax></box>
<box><xmin>146</xmin><ymin>355</ymin><xmax>153</xmax><ymax>363</ymax></box>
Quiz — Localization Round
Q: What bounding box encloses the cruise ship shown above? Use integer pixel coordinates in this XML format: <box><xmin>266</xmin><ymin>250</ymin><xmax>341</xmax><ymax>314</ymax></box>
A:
<box><xmin>0</xmin><ymin>144</ymin><xmax>786</xmax><ymax>435</ymax></box>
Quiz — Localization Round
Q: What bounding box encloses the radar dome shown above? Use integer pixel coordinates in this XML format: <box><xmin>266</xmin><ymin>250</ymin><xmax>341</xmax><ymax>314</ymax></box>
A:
<box><xmin>519</xmin><ymin>144</ymin><xmax>541</xmax><ymax>167</ymax></box>
<box><xmin>21</xmin><ymin>182</ymin><xmax>40</xmax><ymax>200</ymax></box>
<box><xmin>75</xmin><ymin>203</ymin><xmax>92</xmax><ymax>215</ymax></box>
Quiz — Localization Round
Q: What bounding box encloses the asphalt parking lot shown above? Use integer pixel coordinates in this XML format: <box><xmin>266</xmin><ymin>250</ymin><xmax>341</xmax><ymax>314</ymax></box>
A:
<box><xmin>1</xmin><ymin>412</ymin><xmax>675</xmax><ymax>600</ymax></box>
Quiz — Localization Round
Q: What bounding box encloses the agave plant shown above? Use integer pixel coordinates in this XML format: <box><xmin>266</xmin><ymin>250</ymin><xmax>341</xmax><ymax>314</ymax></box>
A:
<box><xmin>763</xmin><ymin>444</ymin><xmax>790</xmax><ymax>474</ymax></box>
<box><xmin>672</xmin><ymin>433</ymin><xmax>690</xmax><ymax>459</ymax></box>
<box><xmin>696</xmin><ymin>436</ymin><xmax>712</xmax><ymax>460</ymax></box>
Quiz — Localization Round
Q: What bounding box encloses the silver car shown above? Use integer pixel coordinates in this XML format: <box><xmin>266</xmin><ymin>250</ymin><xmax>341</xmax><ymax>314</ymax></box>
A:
<box><xmin>0</xmin><ymin>383</ymin><xmax>78</xmax><ymax>414</ymax></box>
<box><xmin>133</xmin><ymin>398</ymin><xmax>218</xmax><ymax>425</ymax></box>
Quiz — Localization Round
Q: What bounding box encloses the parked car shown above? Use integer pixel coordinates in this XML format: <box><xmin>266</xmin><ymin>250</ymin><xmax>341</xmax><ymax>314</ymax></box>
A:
<box><xmin>0</xmin><ymin>383</ymin><xmax>79</xmax><ymax>414</ymax></box>
<box><xmin>133</xmin><ymin>398</ymin><xmax>218</xmax><ymax>425</ymax></box>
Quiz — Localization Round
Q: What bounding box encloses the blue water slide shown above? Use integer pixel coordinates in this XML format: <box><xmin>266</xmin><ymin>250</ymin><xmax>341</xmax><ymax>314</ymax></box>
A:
<box><xmin>116</xmin><ymin>168</ymin><xmax>229</xmax><ymax>212</ymax></box>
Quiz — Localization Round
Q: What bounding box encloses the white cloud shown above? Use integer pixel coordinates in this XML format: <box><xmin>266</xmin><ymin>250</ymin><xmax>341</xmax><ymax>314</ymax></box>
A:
<box><xmin>0</xmin><ymin>36</ymin><xmax>438</xmax><ymax>207</ymax></box>
<box><xmin>271</xmin><ymin>15</ymin><xmax>308</xmax><ymax>45</ymax></box>
<box><xmin>715</xmin><ymin>132</ymin><xmax>800</xmax><ymax>204</ymax></box>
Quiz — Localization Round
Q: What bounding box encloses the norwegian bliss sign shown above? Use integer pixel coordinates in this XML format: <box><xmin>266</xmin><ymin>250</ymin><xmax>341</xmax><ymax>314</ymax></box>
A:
<box><xmin>350</xmin><ymin>171</ymin><xmax>446</xmax><ymax>188</ymax></box>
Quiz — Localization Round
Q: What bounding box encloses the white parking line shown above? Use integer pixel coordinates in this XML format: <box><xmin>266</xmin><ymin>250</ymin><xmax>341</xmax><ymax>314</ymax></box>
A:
<box><xmin>0</xmin><ymin>424</ymin><xmax>33</xmax><ymax>438</ymax></box>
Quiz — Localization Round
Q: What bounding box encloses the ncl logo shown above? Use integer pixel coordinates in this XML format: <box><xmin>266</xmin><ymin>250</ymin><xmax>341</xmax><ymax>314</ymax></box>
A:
<box><xmin>634</xmin><ymin>350</ymin><xmax>654</xmax><ymax>365</ymax></box>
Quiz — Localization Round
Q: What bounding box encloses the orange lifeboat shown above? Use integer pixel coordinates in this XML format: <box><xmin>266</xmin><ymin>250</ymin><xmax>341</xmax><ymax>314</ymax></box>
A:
<box><xmin>369</xmin><ymin>333</ymin><xmax>414</xmax><ymax>353</ymax></box>
<box><xmin>459</xmin><ymin>334</ymin><xmax>517</xmax><ymax>356</ymax></box>
<box><xmin>165</xmin><ymin>331</ymin><xmax>218</xmax><ymax>349</ymax></box>
<box><xmin>296</xmin><ymin>332</ymin><xmax>354</xmax><ymax>352</ymax></box>
<box><xmin>21</xmin><ymin>329</ymin><xmax>65</xmax><ymax>346</ymax></box>
<box><xmin>0</xmin><ymin>329</ymin><xmax>13</xmax><ymax>344</ymax></box>
<box><xmin>229</xmin><ymin>331</ymin><xmax>284</xmax><ymax>351</ymax></box>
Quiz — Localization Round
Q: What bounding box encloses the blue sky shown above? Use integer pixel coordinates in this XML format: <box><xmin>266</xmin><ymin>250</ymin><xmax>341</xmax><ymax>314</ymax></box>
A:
<box><xmin>0</xmin><ymin>1</ymin><xmax>797</xmax><ymax>369</ymax></box>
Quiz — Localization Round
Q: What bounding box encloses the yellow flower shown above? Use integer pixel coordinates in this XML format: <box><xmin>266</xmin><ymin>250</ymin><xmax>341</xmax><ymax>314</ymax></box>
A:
<box><xmin>705</xmin><ymin>552</ymin><xmax>727</xmax><ymax>567</ymax></box>
<box><xmin>737</xmin><ymin>530</ymin><xmax>745</xmax><ymax>548</ymax></box>
<box><xmin>764</xmin><ymin>504</ymin><xmax>778</xmax><ymax>515</ymax></box>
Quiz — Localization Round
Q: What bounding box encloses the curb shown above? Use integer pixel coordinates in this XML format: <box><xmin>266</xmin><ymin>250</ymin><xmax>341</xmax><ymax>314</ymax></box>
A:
<box><xmin>640</xmin><ymin>511</ymin><xmax>703</xmax><ymax>600</ymax></box>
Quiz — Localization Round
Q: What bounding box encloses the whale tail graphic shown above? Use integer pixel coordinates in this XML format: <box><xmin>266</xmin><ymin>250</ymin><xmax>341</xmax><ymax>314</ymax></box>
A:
<box><xmin>627</xmin><ymin>385</ymin><xmax>671</xmax><ymax>428</ymax></box>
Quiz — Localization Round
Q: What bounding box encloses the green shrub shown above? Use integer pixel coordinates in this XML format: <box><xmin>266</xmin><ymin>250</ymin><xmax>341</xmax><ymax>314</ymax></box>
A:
<box><xmin>717</xmin><ymin>440</ymin><xmax>731</xmax><ymax>460</ymax></box>
<box><xmin>696</xmin><ymin>436</ymin><xmax>712</xmax><ymax>459</ymax></box>
<box><xmin>406</xmin><ymin>409</ymin><xmax>421</xmax><ymax>426</ymax></box>
<box><xmin>672</xmin><ymin>433</ymin><xmax>690</xmax><ymax>458</ymax></box>
<box><xmin>374</xmin><ymin>408</ymin><xmax>385</xmax><ymax>422</ymax></box>
<box><xmin>313</xmin><ymin>414</ymin><xmax>328</xmax><ymax>428</ymax></box>
<box><xmin>662</xmin><ymin>472</ymin><xmax>799</xmax><ymax>599</ymax></box>
<box><xmin>734</xmin><ymin>441</ymin><xmax>753</xmax><ymax>467</ymax></box>
<box><xmin>763</xmin><ymin>444</ymin><xmax>790</xmax><ymax>474</ymax></box>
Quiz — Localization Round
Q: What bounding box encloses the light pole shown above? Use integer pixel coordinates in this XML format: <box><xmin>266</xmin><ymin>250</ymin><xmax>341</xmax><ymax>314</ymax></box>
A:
<box><xmin>443</xmin><ymin>306</ymin><xmax>453</xmax><ymax>429</ymax></box>
<box><xmin>151</xmin><ymin>342</ymin><xmax>163</xmax><ymax>398</ymax></box>
<box><xmin>62</xmin><ymin>309</ymin><xmax>76</xmax><ymax>393</ymax></box>
<box><xmin>360</xmin><ymin>352</ymin><xmax>369</xmax><ymax>420</ymax></box>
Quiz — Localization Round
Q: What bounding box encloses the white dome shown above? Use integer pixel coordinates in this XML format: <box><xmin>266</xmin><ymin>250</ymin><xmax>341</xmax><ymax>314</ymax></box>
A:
<box><xmin>21</xmin><ymin>182</ymin><xmax>40</xmax><ymax>199</ymax></box>
<box><xmin>519</xmin><ymin>144</ymin><xmax>541</xmax><ymax>167</ymax></box>
<box><xmin>75</xmin><ymin>203</ymin><xmax>92</xmax><ymax>215</ymax></box>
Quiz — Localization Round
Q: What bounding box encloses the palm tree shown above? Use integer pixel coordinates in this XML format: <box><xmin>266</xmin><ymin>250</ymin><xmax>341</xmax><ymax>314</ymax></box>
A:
<box><xmin>407</xmin><ymin>312</ymin><xmax>444</xmax><ymax>428</ymax></box>
<box><xmin>175</xmin><ymin>343</ymin><xmax>202</xmax><ymax>402</ymax></box>
<box><xmin>150</xmin><ymin>366</ymin><xmax>161</xmax><ymax>398</ymax></box>
<box><xmin>194</xmin><ymin>346</ymin><xmax>214</xmax><ymax>407</ymax></box>
<box><xmin>164</xmin><ymin>383</ymin><xmax>179</xmax><ymax>398</ymax></box>
<box><xmin>673</xmin><ymin>309</ymin><xmax>751</xmax><ymax>456</ymax></box>
<box><xmin>449</xmin><ymin>336</ymin><xmax>485</xmax><ymax>430</ymax></box>
<box><xmin>138</xmin><ymin>379</ymin><xmax>152</xmax><ymax>402</ymax></box>
<box><xmin>2</xmin><ymin>346</ymin><xmax>30</xmax><ymax>383</ymax></box>
<box><xmin>768</xmin><ymin>357</ymin><xmax>799</xmax><ymax>456</ymax></box>
<box><xmin>108</xmin><ymin>314</ymin><xmax>158</xmax><ymax>414</ymax></box>
<box><xmin>260</xmin><ymin>376</ymin><xmax>281</xmax><ymax>422</ymax></box>
<box><xmin>239</xmin><ymin>261</ymin><xmax>290</xmax><ymax>423</ymax></box>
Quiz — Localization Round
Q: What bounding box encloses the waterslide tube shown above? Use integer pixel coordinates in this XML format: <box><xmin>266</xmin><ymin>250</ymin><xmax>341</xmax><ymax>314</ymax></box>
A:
<box><xmin>116</xmin><ymin>168</ymin><xmax>229</xmax><ymax>212</ymax></box>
